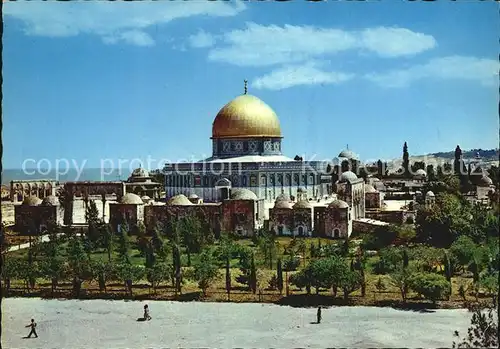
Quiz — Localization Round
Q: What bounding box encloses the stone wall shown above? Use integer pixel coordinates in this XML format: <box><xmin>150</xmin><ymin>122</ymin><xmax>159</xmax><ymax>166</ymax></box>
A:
<box><xmin>365</xmin><ymin>210</ymin><xmax>416</xmax><ymax>224</ymax></box>
<box><xmin>14</xmin><ymin>206</ymin><xmax>57</xmax><ymax>235</ymax></box>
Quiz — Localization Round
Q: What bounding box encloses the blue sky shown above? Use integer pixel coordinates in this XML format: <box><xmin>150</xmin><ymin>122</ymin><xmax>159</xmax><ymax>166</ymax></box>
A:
<box><xmin>3</xmin><ymin>1</ymin><xmax>499</xmax><ymax>170</ymax></box>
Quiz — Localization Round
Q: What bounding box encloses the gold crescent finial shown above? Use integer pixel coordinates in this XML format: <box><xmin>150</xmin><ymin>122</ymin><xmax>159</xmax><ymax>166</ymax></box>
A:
<box><xmin>244</xmin><ymin>80</ymin><xmax>248</xmax><ymax>94</ymax></box>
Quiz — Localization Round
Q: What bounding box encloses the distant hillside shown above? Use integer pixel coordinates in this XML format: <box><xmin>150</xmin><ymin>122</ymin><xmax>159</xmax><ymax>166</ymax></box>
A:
<box><xmin>386</xmin><ymin>148</ymin><xmax>499</xmax><ymax>169</ymax></box>
<box><xmin>428</xmin><ymin>148</ymin><xmax>499</xmax><ymax>161</ymax></box>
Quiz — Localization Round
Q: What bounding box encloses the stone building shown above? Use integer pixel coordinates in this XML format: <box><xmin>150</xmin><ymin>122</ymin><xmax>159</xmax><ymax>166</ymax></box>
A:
<box><xmin>163</xmin><ymin>87</ymin><xmax>331</xmax><ymax>203</ymax></box>
<box><xmin>108</xmin><ymin>193</ymin><xmax>144</xmax><ymax>232</ymax></box>
<box><xmin>323</xmin><ymin>199</ymin><xmax>352</xmax><ymax>238</ymax></box>
<box><xmin>14</xmin><ymin>195</ymin><xmax>61</xmax><ymax>234</ymax></box>
<box><xmin>335</xmin><ymin>171</ymin><xmax>365</xmax><ymax>220</ymax></box>
<box><xmin>10</xmin><ymin>179</ymin><xmax>58</xmax><ymax>202</ymax></box>
<box><xmin>143</xmin><ymin>188</ymin><xmax>266</xmax><ymax>237</ymax></box>
<box><xmin>364</xmin><ymin>183</ymin><xmax>383</xmax><ymax>209</ymax></box>
<box><xmin>125</xmin><ymin>168</ymin><xmax>162</xmax><ymax>200</ymax></box>
<box><xmin>425</xmin><ymin>190</ymin><xmax>436</xmax><ymax>208</ymax></box>
<box><xmin>268</xmin><ymin>192</ymin><xmax>314</xmax><ymax>237</ymax></box>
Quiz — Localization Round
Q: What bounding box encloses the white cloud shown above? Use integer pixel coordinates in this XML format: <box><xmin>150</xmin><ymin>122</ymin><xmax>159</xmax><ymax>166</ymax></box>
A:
<box><xmin>3</xmin><ymin>1</ymin><xmax>246</xmax><ymax>46</ymax></box>
<box><xmin>203</xmin><ymin>23</ymin><xmax>435</xmax><ymax>67</ymax></box>
<box><xmin>188</xmin><ymin>30</ymin><xmax>216</xmax><ymax>48</ymax></box>
<box><xmin>103</xmin><ymin>30</ymin><xmax>154</xmax><ymax>47</ymax></box>
<box><xmin>360</xmin><ymin>27</ymin><xmax>437</xmax><ymax>57</ymax></box>
<box><xmin>365</xmin><ymin>56</ymin><xmax>499</xmax><ymax>88</ymax></box>
<box><xmin>252</xmin><ymin>62</ymin><xmax>354</xmax><ymax>90</ymax></box>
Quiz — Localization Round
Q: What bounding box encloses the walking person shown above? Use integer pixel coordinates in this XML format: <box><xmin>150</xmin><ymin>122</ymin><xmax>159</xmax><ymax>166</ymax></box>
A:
<box><xmin>317</xmin><ymin>307</ymin><xmax>322</xmax><ymax>324</ymax></box>
<box><xmin>25</xmin><ymin>319</ymin><xmax>38</xmax><ymax>338</ymax></box>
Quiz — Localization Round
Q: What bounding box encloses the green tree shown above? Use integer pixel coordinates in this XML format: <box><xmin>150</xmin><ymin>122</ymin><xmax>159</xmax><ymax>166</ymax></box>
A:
<box><xmin>134</xmin><ymin>222</ymin><xmax>149</xmax><ymax>256</ymax></box>
<box><xmin>91</xmin><ymin>259</ymin><xmax>114</xmax><ymax>293</ymax></box>
<box><xmin>17</xmin><ymin>260</ymin><xmax>41</xmax><ymax>293</ymax></box>
<box><xmin>151</xmin><ymin>223</ymin><xmax>169</xmax><ymax>260</ymax></box>
<box><xmin>453</xmin><ymin>305</ymin><xmax>498</xmax><ymax>348</ymax></box>
<box><xmin>115</xmin><ymin>263</ymin><xmax>145</xmax><ymax>297</ymax></box>
<box><xmin>85</xmin><ymin>199</ymin><xmax>101</xmax><ymax>244</ymax></box>
<box><xmin>282</xmin><ymin>256</ymin><xmax>300</xmax><ymax>296</ymax></box>
<box><xmin>257</xmin><ymin>231</ymin><xmax>278</xmax><ymax>269</ymax></box>
<box><xmin>296</xmin><ymin>239</ymin><xmax>307</xmax><ymax>267</ymax></box>
<box><xmin>98</xmin><ymin>223</ymin><xmax>114</xmax><ymax>263</ymax></box>
<box><xmin>116</xmin><ymin>227</ymin><xmax>131</xmax><ymax>265</ymax></box>
<box><xmin>2</xmin><ymin>258</ymin><xmax>22</xmax><ymax>294</ymax></box>
<box><xmin>249</xmin><ymin>253</ymin><xmax>257</xmax><ymax>294</ymax></box>
<box><xmin>277</xmin><ymin>258</ymin><xmax>284</xmax><ymax>295</ymax></box>
<box><xmin>67</xmin><ymin>236</ymin><xmax>92</xmax><ymax>297</ymax></box>
<box><xmin>178</xmin><ymin>215</ymin><xmax>202</xmax><ymax>267</ymax></box>
<box><xmin>146</xmin><ymin>262</ymin><xmax>172</xmax><ymax>294</ymax></box>
<box><xmin>389</xmin><ymin>267</ymin><xmax>412</xmax><ymax>303</ymax></box>
<box><xmin>402</xmin><ymin>141</ymin><xmax>410</xmax><ymax>178</ymax></box>
<box><xmin>450</xmin><ymin>236</ymin><xmax>476</xmax><ymax>273</ymax></box>
<box><xmin>216</xmin><ymin>233</ymin><xmax>237</xmax><ymax>301</ymax></box>
<box><xmin>41</xmin><ymin>255</ymin><xmax>67</xmax><ymax>297</ymax></box>
<box><xmin>373</xmin><ymin>247</ymin><xmax>404</xmax><ymax>274</ymax></box>
<box><xmin>235</xmin><ymin>245</ymin><xmax>252</xmax><ymax>288</ymax></box>
<box><xmin>479</xmin><ymin>272</ymin><xmax>499</xmax><ymax>305</ymax></box>
<box><xmin>443</xmin><ymin>251</ymin><xmax>452</xmax><ymax>282</ymax></box>
<box><xmin>375</xmin><ymin>276</ymin><xmax>386</xmax><ymax>300</ymax></box>
<box><xmin>194</xmin><ymin>248</ymin><xmax>220</xmax><ymax>297</ymax></box>
<box><xmin>172</xmin><ymin>242</ymin><xmax>182</xmax><ymax>295</ymax></box>
<box><xmin>415</xmin><ymin>193</ymin><xmax>472</xmax><ymax>247</ymax></box>
<box><xmin>396</xmin><ymin>225</ymin><xmax>416</xmax><ymax>246</ymax></box>
<box><xmin>408</xmin><ymin>272</ymin><xmax>451</xmax><ymax>304</ymax></box>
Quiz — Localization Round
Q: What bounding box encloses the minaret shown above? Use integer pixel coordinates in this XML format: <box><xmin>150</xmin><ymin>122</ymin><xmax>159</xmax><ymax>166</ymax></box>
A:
<box><xmin>244</xmin><ymin>79</ymin><xmax>248</xmax><ymax>95</ymax></box>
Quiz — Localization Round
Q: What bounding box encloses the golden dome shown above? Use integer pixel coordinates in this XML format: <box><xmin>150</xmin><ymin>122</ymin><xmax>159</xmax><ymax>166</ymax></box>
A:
<box><xmin>212</xmin><ymin>94</ymin><xmax>282</xmax><ymax>139</ymax></box>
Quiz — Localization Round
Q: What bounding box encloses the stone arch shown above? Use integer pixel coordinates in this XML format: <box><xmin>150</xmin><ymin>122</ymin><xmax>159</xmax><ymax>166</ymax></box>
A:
<box><xmin>298</xmin><ymin>226</ymin><xmax>304</xmax><ymax>236</ymax></box>
<box><xmin>45</xmin><ymin>182</ymin><xmax>52</xmax><ymax>197</ymax></box>
<box><xmin>260</xmin><ymin>175</ymin><xmax>267</xmax><ymax>186</ymax></box>
<box><xmin>308</xmin><ymin>173</ymin><xmax>315</xmax><ymax>185</ymax></box>
<box><xmin>23</xmin><ymin>183</ymin><xmax>30</xmax><ymax>196</ymax></box>
<box><xmin>37</xmin><ymin>182</ymin><xmax>45</xmax><ymax>198</ymax></box>
<box><xmin>278</xmin><ymin>225</ymin><xmax>284</xmax><ymax>236</ymax></box>
<box><xmin>285</xmin><ymin>174</ymin><xmax>291</xmax><ymax>186</ymax></box>
<box><xmin>333</xmin><ymin>228</ymin><xmax>340</xmax><ymax>238</ymax></box>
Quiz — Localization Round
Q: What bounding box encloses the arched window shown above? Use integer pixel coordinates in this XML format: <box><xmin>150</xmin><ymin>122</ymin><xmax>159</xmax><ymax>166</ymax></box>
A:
<box><xmin>260</xmin><ymin>175</ymin><xmax>267</xmax><ymax>186</ymax></box>
<box><xmin>298</xmin><ymin>226</ymin><xmax>304</xmax><ymax>236</ymax></box>
<box><xmin>309</xmin><ymin>174</ymin><xmax>315</xmax><ymax>185</ymax></box>
<box><xmin>334</xmin><ymin>229</ymin><xmax>340</xmax><ymax>238</ymax></box>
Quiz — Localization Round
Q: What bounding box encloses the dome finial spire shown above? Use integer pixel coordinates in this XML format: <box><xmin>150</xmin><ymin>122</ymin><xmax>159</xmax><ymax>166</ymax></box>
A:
<box><xmin>244</xmin><ymin>79</ymin><xmax>248</xmax><ymax>95</ymax></box>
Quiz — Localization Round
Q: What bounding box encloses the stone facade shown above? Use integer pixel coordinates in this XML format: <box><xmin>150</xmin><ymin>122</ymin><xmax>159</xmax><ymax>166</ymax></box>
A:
<box><xmin>164</xmin><ymin>161</ymin><xmax>330</xmax><ymax>203</ymax></box>
<box><xmin>365</xmin><ymin>210</ymin><xmax>416</xmax><ymax>225</ymax></box>
<box><xmin>10</xmin><ymin>179</ymin><xmax>57</xmax><ymax>202</ymax></box>
<box><xmin>15</xmin><ymin>199</ymin><xmax>59</xmax><ymax>235</ymax></box>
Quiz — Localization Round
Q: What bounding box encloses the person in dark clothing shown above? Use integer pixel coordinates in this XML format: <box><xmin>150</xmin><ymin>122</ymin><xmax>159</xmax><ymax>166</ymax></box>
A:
<box><xmin>143</xmin><ymin>304</ymin><xmax>151</xmax><ymax>321</ymax></box>
<box><xmin>25</xmin><ymin>319</ymin><xmax>38</xmax><ymax>338</ymax></box>
<box><xmin>317</xmin><ymin>307</ymin><xmax>322</xmax><ymax>324</ymax></box>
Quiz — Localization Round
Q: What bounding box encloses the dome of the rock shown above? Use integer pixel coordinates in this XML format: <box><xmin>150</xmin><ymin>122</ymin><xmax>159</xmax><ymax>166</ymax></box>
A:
<box><xmin>212</xmin><ymin>94</ymin><xmax>282</xmax><ymax>139</ymax></box>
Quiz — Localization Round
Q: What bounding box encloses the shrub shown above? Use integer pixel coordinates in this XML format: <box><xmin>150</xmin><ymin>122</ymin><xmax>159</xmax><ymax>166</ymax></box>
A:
<box><xmin>409</xmin><ymin>272</ymin><xmax>451</xmax><ymax>304</ymax></box>
<box><xmin>268</xmin><ymin>274</ymin><xmax>278</xmax><ymax>290</ymax></box>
